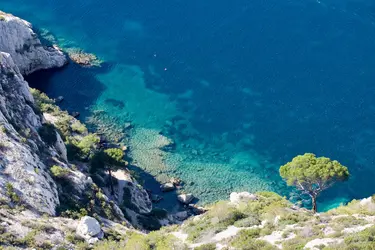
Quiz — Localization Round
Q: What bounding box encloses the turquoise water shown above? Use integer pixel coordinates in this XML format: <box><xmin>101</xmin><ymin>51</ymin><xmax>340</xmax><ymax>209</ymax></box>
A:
<box><xmin>3</xmin><ymin>0</ymin><xmax>375</xmax><ymax>211</ymax></box>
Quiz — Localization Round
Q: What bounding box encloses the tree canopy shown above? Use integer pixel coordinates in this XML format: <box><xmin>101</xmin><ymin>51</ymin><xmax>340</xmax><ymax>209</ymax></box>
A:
<box><xmin>279</xmin><ymin>153</ymin><xmax>349</xmax><ymax>212</ymax></box>
<box><xmin>103</xmin><ymin>148</ymin><xmax>124</xmax><ymax>167</ymax></box>
<box><xmin>90</xmin><ymin>148</ymin><xmax>125</xmax><ymax>195</ymax></box>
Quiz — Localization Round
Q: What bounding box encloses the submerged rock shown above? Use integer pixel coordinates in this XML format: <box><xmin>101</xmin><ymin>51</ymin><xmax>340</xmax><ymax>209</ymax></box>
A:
<box><xmin>55</xmin><ymin>96</ymin><xmax>64</xmax><ymax>103</ymax></box>
<box><xmin>67</xmin><ymin>48</ymin><xmax>101</xmax><ymax>67</ymax></box>
<box><xmin>151</xmin><ymin>194</ymin><xmax>163</xmax><ymax>203</ymax></box>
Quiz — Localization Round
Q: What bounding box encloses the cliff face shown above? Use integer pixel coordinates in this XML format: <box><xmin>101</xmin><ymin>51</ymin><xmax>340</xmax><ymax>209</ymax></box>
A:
<box><xmin>0</xmin><ymin>11</ymin><xmax>67</xmax><ymax>75</ymax></box>
<box><xmin>0</xmin><ymin>52</ymin><xmax>61</xmax><ymax>215</ymax></box>
<box><xmin>3</xmin><ymin>10</ymin><xmax>375</xmax><ymax>250</ymax></box>
<box><xmin>0</xmin><ymin>12</ymin><xmax>66</xmax><ymax>215</ymax></box>
<box><xmin>0</xmin><ymin>11</ymin><xmax>153</xmax><ymax>223</ymax></box>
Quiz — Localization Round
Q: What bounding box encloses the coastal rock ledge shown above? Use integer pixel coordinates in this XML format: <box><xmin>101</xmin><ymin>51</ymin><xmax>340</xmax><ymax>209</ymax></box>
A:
<box><xmin>0</xmin><ymin>11</ymin><xmax>67</xmax><ymax>75</ymax></box>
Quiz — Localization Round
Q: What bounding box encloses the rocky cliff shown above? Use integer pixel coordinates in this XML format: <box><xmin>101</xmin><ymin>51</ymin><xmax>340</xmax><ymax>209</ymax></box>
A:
<box><xmin>0</xmin><ymin>10</ymin><xmax>154</xmax><ymax>225</ymax></box>
<box><xmin>0</xmin><ymin>11</ymin><xmax>66</xmax><ymax>75</ymax></box>
<box><xmin>0</xmin><ymin>50</ymin><xmax>60</xmax><ymax>215</ymax></box>
<box><xmin>1</xmin><ymin>10</ymin><xmax>375</xmax><ymax>250</ymax></box>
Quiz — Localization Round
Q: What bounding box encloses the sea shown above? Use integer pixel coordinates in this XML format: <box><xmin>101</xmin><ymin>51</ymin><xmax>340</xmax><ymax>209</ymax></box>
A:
<box><xmin>2</xmin><ymin>0</ymin><xmax>375</xmax><ymax>212</ymax></box>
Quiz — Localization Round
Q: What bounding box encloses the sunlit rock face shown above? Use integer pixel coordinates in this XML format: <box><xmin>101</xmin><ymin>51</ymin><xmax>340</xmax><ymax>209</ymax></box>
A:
<box><xmin>0</xmin><ymin>52</ymin><xmax>59</xmax><ymax>215</ymax></box>
<box><xmin>0</xmin><ymin>11</ymin><xmax>67</xmax><ymax>215</ymax></box>
<box><xmin>0</xmin><ymin>11</ymin><xmax>67</xmax><ymax>75</ymax></box>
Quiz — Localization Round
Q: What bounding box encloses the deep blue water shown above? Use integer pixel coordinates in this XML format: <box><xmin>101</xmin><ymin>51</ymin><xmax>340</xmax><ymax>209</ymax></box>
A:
<box><xmin>3</xmin><ymin>0</ymin><xmax>375</xmax><ymax>211</ymax></box>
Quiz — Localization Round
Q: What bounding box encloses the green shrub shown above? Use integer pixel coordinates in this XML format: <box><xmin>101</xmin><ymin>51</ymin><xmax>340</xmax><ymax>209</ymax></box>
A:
<box><xmin>38</xmin><ymin>123</ymin><xmax>57</xmax><ymax>145</ymax></box>
<box><xmin>0</xmin><ymin>125</ymin><xmax>7</xmax><ymax>133</ymax></box>
<box><xmin>50</xmin><ymin>165</ymin><xmax>70</xmax><ymax>178</ymax></box>
<box><xmin>103</xmin><ymin>228</ymin><xmax>125</xmax><ymax>241</ymax></box>
<box><xmin>30</xmin><ymin>88</ymin><xmax>56</xmax><ymax>113</ymax></box>
<box><xmin>234</xmin><ymin>216</ymin><xmax>261</xmax><ymax>227</ymax></box>
<box><xmin>68</xmin><ymin>134</ymin><xmax>100</xmax><ymax>160</ymax></box>
<box><xmin>71</xmin><ymin>121</ymin><xmax>87</xmax><ymax>134</ymax></box>
<box><xmin>328</xmin><ymin>199</ymin><xmax>375</xmax><ymax>216</ymax></box>
<box><xmin>65</xmin><ymin>233</ymin><xmax>86</xmax><ymax>244</ymax></box>
<box><xmin>282</xmin><ymin>236</ymin><xmax>309</xmax><ymax>250</ymax></box>
<box><xmin>344</xmin><ymin>225</ymin><xmax>375</xmax><ymax>245</ymax></box>
<box><xmin>78</xmin><ymin>134</ymin><xmax>100</xmax><ymax>155</ymax></box>
<box><xmin>124</xmin><ymin>233</ymin><xmax>150</xmax><ymax>250</ymax></box>
<box><xmin>6</xmin><ymin>182</ymin><xmax>20</xmax><ymax>204</ymax></box>
<box><xmin>55</xmin><ymin>115</ymin><xmax>73</xmax><ymax>139</ymax></box>
<box><xmin>231</xmin><ymin>235</ymin><xmax>276</xmax><ymax>250</ymax></box>
<box><xmin>194</xmin><ymin>243</ymin><xmax>216</xmax><ymax>250</ymax></box>
<box><xmin>277</xmin><ymin>212</ymin><xmax>310</xmax><ymax>227</ymax></box>
<box><xmin>147</xmin><ymin>231</ymin><xmax>186</xmax><ymax>250</ymax></box>
<box><xmin>324</xmin><ymin>226</ymin><xmax>375</xmax><ymax>250</ymax></box>
<box><xmin>210</xmin><ymin>201</ymin><xmax>246</xmax><ymax>225</ymax></box>
<box><xmin>330</xmin><ymin>216</ymin><xmax>367</xmax><ymax>232</ymax></box>
<box><xmin>93</xmin><ymin>239</ymin><xmax>126</xmax><ymax>249</ymax></box>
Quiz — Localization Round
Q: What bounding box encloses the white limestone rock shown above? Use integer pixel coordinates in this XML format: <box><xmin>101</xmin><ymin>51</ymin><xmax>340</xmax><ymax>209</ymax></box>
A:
<box><xmin>178</xmin><ymin>194</ymin><xmax>194</xmax><ymax>204</ymax></box>
<box><xmin>0</xmin><ymin>11</ymin><xmax>67</xmax><ymax>75</ymax></box>
<box><xmin>54</xmin><ymin>131</ymin><xmax>67</xmax><ymax>162</ymax></box>
<box><xmin>230</xmin><ymin>192</ymin><xmax>257</xmax><ymax>205</ymax></box>
<box><xmin>113</xmin><ymin>170</ymin><xmax>152</xmax><ymax>215</ymax></box>
<box><xmin>76</xmin><ymin>216</ymin><xmax>103</xmax><ymax>239</ymax></box>
<box><xmin>160</xmin><ymin>182</ymin><xmax>175</xmax><ymax>192</ymax></box>
<box><xmin>0</xmin><ymin>52</ymin><xmax>59</xmax><ymax>215</ymax></box>
<box><xmin>304</xmin><ymin>238</ymin><xmax>344</xmax><ymax>250</ymax></box>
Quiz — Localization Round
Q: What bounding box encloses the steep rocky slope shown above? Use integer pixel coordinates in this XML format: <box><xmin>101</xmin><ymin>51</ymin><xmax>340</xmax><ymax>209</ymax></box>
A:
<box><xmin>0</xmin><ymin>9</ymin><xmax>153</xmax><ymax>238</ymax></box>
<box><xmin>1</xmin><ymin>10</ymin><xmax>375</xmax><ymax>250</ymax></box>
<box><xmin>0</xmin><ymin>11</ymin><xmax>66</xmax><ymax>74</ymax></box>
<box><xmin>0</xmin><ymin>49</ymin><xmax>60</xmax><ymax>215</ymax></box>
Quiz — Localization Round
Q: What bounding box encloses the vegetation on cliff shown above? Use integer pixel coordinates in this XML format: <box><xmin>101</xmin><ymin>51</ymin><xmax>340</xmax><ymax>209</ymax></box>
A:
<box><xmin>280</xmin><ymin>153</ymin><xmax>349</xmax><ymax>213</ymax></box>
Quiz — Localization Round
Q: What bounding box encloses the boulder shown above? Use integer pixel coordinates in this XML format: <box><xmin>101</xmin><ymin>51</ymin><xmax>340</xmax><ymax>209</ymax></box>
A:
<box><xmin>175</xmin><ymin>211</ymin><xmax>189</xmax><ymax>221</ymax></box>
<box><xmin>230</xmin><ymin>192</ymin><xmax>257</xmax><ymax>205</ymax></box>
<box><xmin>151</xmin><ymin>194</ymin><xmax>163</xmax><ymax>203</ymax></box>
<box><xmin>160</xmin><ymin>183</ymin><xmax>175</xmax><ymax>192</ymax></box>
<box><xmin>178</xmin><ymin>194</ymin><xmax>194</xmax><ymax>204</ymax></box>
<box><xmin>76</xmin><ymin>216</ymin><xmax>103</xmax><ymax>239</ymax></box>
<box><xmin>170</xmin><ymin>177</ymin><xmax>182</xmax><ymax>186</ymax></box>
<box><xmin>188</xmin><ymin>204</ymin><xmax>207</xmax><ymax>215</ymax></box>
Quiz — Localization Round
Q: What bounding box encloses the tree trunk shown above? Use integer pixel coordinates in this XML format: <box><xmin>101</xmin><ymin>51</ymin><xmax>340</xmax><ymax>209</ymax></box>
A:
<box><xmin>311</xmin><ymin>195</ymin><xmax>317</xmax><ymax>213</ymax></box>
<box><xmin>108</xmin><ymin>167</ymin><xmax>114</xmax><ymax>195</ymax></box>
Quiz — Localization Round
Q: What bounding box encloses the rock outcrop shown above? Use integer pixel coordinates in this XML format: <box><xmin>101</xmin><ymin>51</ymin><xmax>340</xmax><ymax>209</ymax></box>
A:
<box><xmin>2</xmin><ymin>10</ymin><xmax>375</xmax><ymax>250</ymax></box>
<box><xmin>76</xmin><ymin>216</ymin><xmax>104</xmax><ymax>243</ymax></box>
<box><xmin>0</xmin><ymin>11</ymin><xmax>67</xmax><ymax>75</ymax></box>
<box><xmin>177</xmin><ymin>193</ymin><xmax>194</xmax><ymax>204</ymax></box>
<box><xmin>0</xmin><ymin>52</ymin><xmax>59</xmax><ymax>215</ymax></box>
<box><xmin>229</xmin><ymin>191</ymin><xmax>257</xmax><ymax>205</ymax></box>
<box><xmin>0</xmin><ymin>11</ymin><xmax>67</xmax><ymax>215</ymax></box>
<box><xmin>160</xmin><ymin>182</ymin><xmax>175</xmax><ymax>192</ymax></box>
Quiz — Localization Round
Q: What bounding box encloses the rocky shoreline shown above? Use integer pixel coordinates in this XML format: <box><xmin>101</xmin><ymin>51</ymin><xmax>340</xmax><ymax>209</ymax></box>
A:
<box><xmin>1</xmin><ymin>10</ymin><xmax>375</xmax><ymax>250</ymax></box>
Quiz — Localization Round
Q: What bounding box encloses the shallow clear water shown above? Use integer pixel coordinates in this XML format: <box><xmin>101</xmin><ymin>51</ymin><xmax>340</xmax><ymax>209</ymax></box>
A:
<box><xmin>3</xmin><ymin>0</ymin><xmax>375</xmax><ymax>211</ymax></box>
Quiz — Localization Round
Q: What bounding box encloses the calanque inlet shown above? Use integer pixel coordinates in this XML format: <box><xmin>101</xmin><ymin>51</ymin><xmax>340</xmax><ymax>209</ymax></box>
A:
<box><xmin>1</xmin><ymin>10</ymin><xmax>375</xmax><ymax>250</ymax></box>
